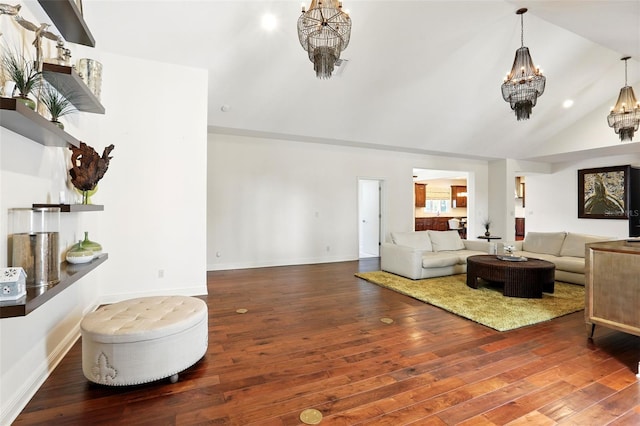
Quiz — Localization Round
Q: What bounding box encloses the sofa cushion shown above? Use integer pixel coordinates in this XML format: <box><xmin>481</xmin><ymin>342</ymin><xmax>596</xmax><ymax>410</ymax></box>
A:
<box><xmin>560</xmin><ymin>232</ymin><xmax>610</xmax><ymax>258</ymax></box>
<box><xmin>391</xmin><ymin>231</ymin><xmax>433</xmax><ymax>251</ymax></box>
<box><xmin>428</xmin><ymin>230</ymin><xmax>465</xmax><ymax>252</ymax></box>
<box><xmin>552</xmin><ymin>256</ymin><xmax>585</xmax><ymax>274</ymax></box>
<box><xmin>522</xmin><ymin>232</ymin><xmax>567</xmax><ymax>256</ymax></box>
<box><xmin>422</xmin><ymin>253</ymin><xmax>461</xmax><ymax>268</ymax></box>
<box><xmin>456</xmin><ymin>250</ymin><xmax>490</xmax><ymax>263</ymax></box>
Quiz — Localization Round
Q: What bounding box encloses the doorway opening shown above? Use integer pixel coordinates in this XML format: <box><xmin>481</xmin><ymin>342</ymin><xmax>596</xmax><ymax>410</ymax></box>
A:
<box><xmin>358</xmin><ymin>179</ymin><xmax>382</xmax><ymax>258</ymax></box>
<box><xmin>413</xmin><ymin>169</ymin><xmax>469</xmax><ymax>236</ymax></box>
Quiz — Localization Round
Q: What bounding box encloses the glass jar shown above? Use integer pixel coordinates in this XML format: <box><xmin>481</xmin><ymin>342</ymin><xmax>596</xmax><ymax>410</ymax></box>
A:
<box><xmin>9</xmin><ymin>207</ymin><xmax>61</xmax><ymax>287</ymax></box>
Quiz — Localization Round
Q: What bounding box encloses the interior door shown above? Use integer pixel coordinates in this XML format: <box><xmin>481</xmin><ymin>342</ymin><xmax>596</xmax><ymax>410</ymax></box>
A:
<box><xmin>359</xmin><ymin>179</ymin><xmax>381</xmax><ymax>258</ymax></box>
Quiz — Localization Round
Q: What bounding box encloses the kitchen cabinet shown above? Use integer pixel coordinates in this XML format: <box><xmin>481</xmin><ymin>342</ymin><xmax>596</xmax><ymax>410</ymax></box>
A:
<box><xmin>515</xmin><ymin>218</ymin><xmax>525</xmax><ymax>238</ymax></box>
<box><xmin>415</xmin><ymin>217</ymin><xmax>451</xmax><ymax>231</ymax></box>
<box><xmin>415</xmin><ymin>183</ymin><xmax>426</xmax><ymax>207</ymax></box>
<box><xmin>451</xmin><ymin>185</ymin><xmax>467</xmax><ymax>208</ymax></box>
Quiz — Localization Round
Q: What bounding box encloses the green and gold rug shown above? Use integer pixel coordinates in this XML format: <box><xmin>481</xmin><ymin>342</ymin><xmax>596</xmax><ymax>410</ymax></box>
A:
<box><xmin>355</xmin><ymin>271</ymin><xmax>585</xmax><ymax>332</ymax></box>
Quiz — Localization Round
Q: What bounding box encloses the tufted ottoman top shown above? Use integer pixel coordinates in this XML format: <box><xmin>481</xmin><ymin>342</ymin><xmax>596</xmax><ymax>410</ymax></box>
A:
<box><xmin>81</xmin><ymin>296</ymin><xmax>207</xmax><ymax>344</ymax></box>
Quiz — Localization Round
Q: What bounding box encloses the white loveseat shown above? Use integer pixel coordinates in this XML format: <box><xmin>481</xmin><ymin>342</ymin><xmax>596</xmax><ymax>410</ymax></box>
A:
<box><xmin>380</xmin><ymin>230</ymin><xmax>491</xmax><ymax>280</ymax></box>
<box><xmin>504</xmin><ymin>231</ymin><xmax>612</xmax><ymax>285</ymax></box>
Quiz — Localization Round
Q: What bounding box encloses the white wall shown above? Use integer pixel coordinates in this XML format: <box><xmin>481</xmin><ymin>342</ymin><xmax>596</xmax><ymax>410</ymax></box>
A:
<box><xmin>207</xmin><ymin>133</ymin><xmax>490</xmax><ymax>270</ymax></box>
<box><xmin>0</xmin><ymin>48</ymin><xmax>208</xmax><ymax>426</ymax></box>
<box><xmin>522</xmin><ymin>154</ymin><xmax>640</xmax><ymax>239</ymax></box>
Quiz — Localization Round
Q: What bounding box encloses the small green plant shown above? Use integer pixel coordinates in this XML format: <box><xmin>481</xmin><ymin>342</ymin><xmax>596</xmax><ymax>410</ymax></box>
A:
<box><xmin>1</xmin><ymin>47</ymin><xmax>41</xmax><ymax>99</ymax></box>
<box><xmin>39</xmin><ymin>83</ymin><xmax>76</xmax><ymax>124</ymax></box>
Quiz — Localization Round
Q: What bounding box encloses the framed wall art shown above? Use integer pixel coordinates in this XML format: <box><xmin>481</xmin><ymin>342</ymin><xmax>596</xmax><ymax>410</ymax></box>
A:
<box><xmin>578</xmin><ymin>165</ymin><xmax>629</xmax><ymax>219</ymax></box>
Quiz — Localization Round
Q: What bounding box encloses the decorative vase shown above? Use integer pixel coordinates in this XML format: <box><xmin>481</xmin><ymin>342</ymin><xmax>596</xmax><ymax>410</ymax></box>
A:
<box><xmin>78</xmin><ymin>186</ymin><xmax>98</xmax><ymax>204</ymax></box>
<box><xmin>80</xmin><ymin>231</ymin><xmax>102</xmax><ymax>258</ymax></box>
<box><xmin>66</xmin><ymin>240</ymin><xmax>94</xmax><ymax>264</ymax></box>
<box><xmin>485</xmin><ymin>230</ymin><xmax>491</xmax><ymax>236</ymax></box>
<box><xmin>51</xmin><ymin>120</ymin><xmax>64</xmax><ymax>130</ymax></box>
<box><xmin>15</xmin><ymin>95</ymin><xmax>35</xmax><ymax>110</ymax></box>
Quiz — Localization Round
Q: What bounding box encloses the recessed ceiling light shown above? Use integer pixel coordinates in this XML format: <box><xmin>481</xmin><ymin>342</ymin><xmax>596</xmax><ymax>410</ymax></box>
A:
<box><xmin>563</xmin><ymin>99</ymin><xmax>574</xmax><ymax>109</ymax></box>
<box><xmin>261</xmin><ymin>13</ymin><xmax>277</xmax><ymax>31</ymax></box>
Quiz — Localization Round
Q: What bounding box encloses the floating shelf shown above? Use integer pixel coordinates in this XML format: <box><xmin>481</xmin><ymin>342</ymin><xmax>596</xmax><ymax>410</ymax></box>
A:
<box><xmin>0</xmin><ymin>254</ymin><xmax>108</xmax><ymax>318</ymax></box>
<box><xmin>42</xmin><ymin>63</ymin><xmax>105</xmax><ymax>114</ymax></box>
<box><xmin>37</xmin><ymin>0</ymin><xmax>96</xmax><ymax>47</ymax></box>
<box><xmin>0</xmin><ymin>97</ymin><xmax>80</xmax><ymax>147</ymax></box>
<box><xmin>32</xmin><ymin>204</ymin><xmax>104</xmax><ymax>212</ymax></box>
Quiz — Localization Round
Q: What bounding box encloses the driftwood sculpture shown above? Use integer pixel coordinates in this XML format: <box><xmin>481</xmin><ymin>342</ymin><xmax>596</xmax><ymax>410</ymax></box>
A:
<box><xmin>69</xmin><ymin>142</ymin><xmax>115</xmax><ymax>193</ymax></box>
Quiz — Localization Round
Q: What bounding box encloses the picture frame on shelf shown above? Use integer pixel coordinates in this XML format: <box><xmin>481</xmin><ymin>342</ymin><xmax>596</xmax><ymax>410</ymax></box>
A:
<box><xmin>578</xmin><ymin>165</ymin><xmax>629</xmax><ymax>219</ymax></box>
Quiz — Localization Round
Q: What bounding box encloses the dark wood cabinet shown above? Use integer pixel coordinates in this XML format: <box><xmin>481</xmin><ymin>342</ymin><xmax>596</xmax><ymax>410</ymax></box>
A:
<box><xmin>515</xmin><ymin>217</ymin><xmax>525</xmax><ymax>238</ymax></box>
<box><xmin>415</xmin><ymin>183</ymin><xmax>426</xmax><ymax>207</ymax></box>
<box><xmin>415</xmin><ymin>217</ymin><xmax>452</xmax><ymax>231</ymax></box>
<box><xmin>451</xmin><ymin>185</ymin><xmax>467</xmax><ymax>208</ymax></box>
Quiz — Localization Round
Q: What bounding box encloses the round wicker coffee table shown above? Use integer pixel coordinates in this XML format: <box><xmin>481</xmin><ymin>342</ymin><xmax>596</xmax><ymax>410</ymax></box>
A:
<box><xmin>466</xmin><ymin>255</ymin><xmax>555</xmax><ymax>298</ymax></box>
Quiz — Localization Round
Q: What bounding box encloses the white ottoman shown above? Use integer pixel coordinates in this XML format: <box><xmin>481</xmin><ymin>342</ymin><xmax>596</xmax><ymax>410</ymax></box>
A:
<box><xmin>80</xmin><ymin>295</ymin><xmax>208</xmax><ymax>386</ymax></box>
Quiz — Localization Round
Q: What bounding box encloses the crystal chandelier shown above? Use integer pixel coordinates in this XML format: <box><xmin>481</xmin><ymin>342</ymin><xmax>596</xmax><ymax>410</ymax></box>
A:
<box><xmin>607</xmin><ymin>57</ymin><xmax>640</xmax><ymax>142</ymax></box>
<box><xmin>297</xmin><ymin>0</ymin><xmax>351</xmax><ymax>79</ymax></box>
<box><xmin>501</xmin><ymin>8</ymin><xmax>546</xmax><ymax>120</ymax></box>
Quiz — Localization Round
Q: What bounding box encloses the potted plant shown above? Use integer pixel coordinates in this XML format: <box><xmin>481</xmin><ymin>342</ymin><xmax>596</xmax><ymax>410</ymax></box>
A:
<box><xmin>39</xmin><ymin>83</ymin><xmax>76</xmax><ymax>129</ymax></box>
<box><xmin>1</xmin><ymin>48</ymin><xmax>41</xmax><ymax>110</ymax></box>
<box><xmin>483</xmin><ymin>219</ymin><xmax>491</xmax><ymax>236</ymax></box>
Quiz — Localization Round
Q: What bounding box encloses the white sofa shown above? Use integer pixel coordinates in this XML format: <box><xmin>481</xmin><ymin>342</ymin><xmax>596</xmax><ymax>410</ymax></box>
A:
<box><xmin>504</xmin><ymin>231</ymin><xmax>612</xmax><ymax>285</ymax></box>
<box><xmin>381</xmin><ymin>230</ymin><xmax>491</xmax><ymax>280</ymax></box>
<box><xmin>380</xmin><ymin>230</ymin><xmax>612</xmax><ymax>284</ymax></box>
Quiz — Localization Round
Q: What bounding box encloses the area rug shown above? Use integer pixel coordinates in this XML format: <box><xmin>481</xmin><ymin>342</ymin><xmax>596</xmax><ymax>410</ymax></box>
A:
<box><xmin>355</xmin><ymin>271</ymin><xmax>585</xmax><ymax>332</ymax></box>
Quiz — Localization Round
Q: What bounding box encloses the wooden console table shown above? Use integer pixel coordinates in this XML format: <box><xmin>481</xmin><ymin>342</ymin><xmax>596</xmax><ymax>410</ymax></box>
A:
<box><xmin>585</xmin><ymin>240</ymin><xmax>640</xmax><ymax>338</ymax></box>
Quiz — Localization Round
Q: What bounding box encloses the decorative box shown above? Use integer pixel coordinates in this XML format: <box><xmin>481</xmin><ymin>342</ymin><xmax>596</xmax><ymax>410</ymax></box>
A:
<box><xmin>0</xmin><ymin>267</ymin><xmax>27</xmax><ymax>301</ymax></box>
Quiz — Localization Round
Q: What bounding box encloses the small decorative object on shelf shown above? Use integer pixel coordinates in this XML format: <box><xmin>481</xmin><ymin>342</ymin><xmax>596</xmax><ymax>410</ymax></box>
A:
<box><xmin>76</xmin><ymin>58</ymin><xmax>103</xmax><ymax>101</ymax></box>
<box><xmin>69</xmin><ymin>142</ymin><xmax>115</xmax><ymax>204</ymax></box>
<box><xmin>0</xmin><ymin>4</ymin><xmax>22</xmax><ymax>16</ymax></box>
<box><xmin>66</xmin><ymin>239</ymin><xmax>94</xmax><ymax>264</ymax></box>
<box><xmin>75</xmin><ymin>231</ymin><xmax>102</xmax><ymax>258</ymax></box>
<box><xmin>1</xmin><ymin>47</ymin><xmax>41</xmax><ymax>110</ymax></box>
<box><xmin>9</xmin><ymin>207</ymin><xmax>61</xmax><ymax>287</ymax></box>
<box><xmin>13</xmin><ymin>14</ymin><xmax>61</xmax><ymax>70</ymax></box>
<box><xmin>38</xmin><ymin>82</ymin><xmax>77</xmax><ymax>129</ymax></box>
<box><xmin>0</xmin><ymin>267</ymin><xmax>27</xmax><ymax>301</ymax></box>
<box><xmin>483</xmin><ymin>219</ymin><xmax>491</xmax><ymax>236</ymax></box>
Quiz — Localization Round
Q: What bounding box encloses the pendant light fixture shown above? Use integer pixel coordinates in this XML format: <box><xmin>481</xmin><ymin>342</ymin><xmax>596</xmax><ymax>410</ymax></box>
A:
<box><xmin>297</xmin><ymin>0</ymin><xmax>351</xmax><ymax>79</ymax></box>
<box><xmin>501</xmin><ymin>8</ymin><xmax>546</xmax><ymax>120</ymax></box>
<box><xmin>607</xmin><ymin>57</ymin><xmax>640</xmax><ymax>142</ymax></box>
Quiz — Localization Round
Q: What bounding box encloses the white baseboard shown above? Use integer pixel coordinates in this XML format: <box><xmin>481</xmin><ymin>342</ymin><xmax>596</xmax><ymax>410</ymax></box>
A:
<box><xmin>1</xmin><ymin>325</ymin><xmax>81</xmax><ymax>426</ymax></box>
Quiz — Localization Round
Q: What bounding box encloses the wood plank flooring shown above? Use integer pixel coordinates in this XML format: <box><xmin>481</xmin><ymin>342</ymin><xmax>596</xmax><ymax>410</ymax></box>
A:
<box><xmin>13</xmin><ymin>259</ymin><xmax>640</xmax><ymax>425</ymax></box>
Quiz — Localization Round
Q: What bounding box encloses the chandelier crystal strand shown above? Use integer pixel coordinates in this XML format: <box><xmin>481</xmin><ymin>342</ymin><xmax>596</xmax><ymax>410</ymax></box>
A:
<box><xmin>501</xmin><ymin>8</ymin><xmax>546</xmax><ymax>120</ymax></box>
<box><xmin>298</xmin><ymin>0</ymin><xmax>351</xmax><ymax>79</ymax></box>
<box><xmin>607</xmin><ymin>57</ymin><xmax>640</xmax><ymax>142</ymax></box>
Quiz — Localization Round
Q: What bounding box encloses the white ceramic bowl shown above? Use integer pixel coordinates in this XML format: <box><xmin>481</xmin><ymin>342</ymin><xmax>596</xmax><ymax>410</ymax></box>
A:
<box><xmin>66</xmin><ymin>253</ymin><xmax>95</xmax><ymax>264</ymax></box>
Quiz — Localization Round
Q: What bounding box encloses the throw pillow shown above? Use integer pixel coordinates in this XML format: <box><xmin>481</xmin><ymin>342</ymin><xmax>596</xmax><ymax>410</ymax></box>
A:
<box><xmin>428</xmin><ymin>230</ymin><xmax>465</xmax><ymax>251</ymax></box>
<box><xmin>522</xmin><ymin>232</ymin><xmax>567</xmax><ymax>256</ymax></box>
<box><xmin>391</xmin><ymin>231</ymin><xmax>433</xmax><ymax>251</ymax></box>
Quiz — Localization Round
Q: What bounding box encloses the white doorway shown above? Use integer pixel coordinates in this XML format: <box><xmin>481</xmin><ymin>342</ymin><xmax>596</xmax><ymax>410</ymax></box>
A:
<box><xmin>358</xmin><ymin>179</ymin><xmax>382</xmax><ymax>258</ymax></box>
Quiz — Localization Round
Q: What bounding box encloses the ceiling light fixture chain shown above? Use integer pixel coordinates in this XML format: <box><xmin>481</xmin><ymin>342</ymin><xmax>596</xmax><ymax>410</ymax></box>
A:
<box><xmin>501</xmin><ymin>7</ymin><xmax>546</xmax><ymax>121</ymax></box>
<box><xmin>297</xmin><ymin>0</ymin><xmax>352</xmax><ymax>79</ymax></box>
<box><xmin>607</xmin><ymin>56</ymin><xmax>640</xmax><ymax>142</ymax></box>
<box><xmin>520</xmin><ymin>10</ymin><xmax>524</xmax><ymax>47</ymax></box>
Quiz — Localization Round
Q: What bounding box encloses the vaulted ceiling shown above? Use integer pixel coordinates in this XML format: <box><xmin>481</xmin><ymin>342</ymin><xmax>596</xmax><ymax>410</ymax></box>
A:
<box><xmin>81</xmin><ymin>1</ymin><xmax>640</xmax><ymax>163</ymax></box>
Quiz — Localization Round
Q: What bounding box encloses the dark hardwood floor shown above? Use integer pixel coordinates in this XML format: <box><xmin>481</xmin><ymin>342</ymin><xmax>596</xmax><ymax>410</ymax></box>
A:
<box><xmin>14</xmin><ymin>259</ymin><xmax>640</xmax><ymax>425</ymax></box>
